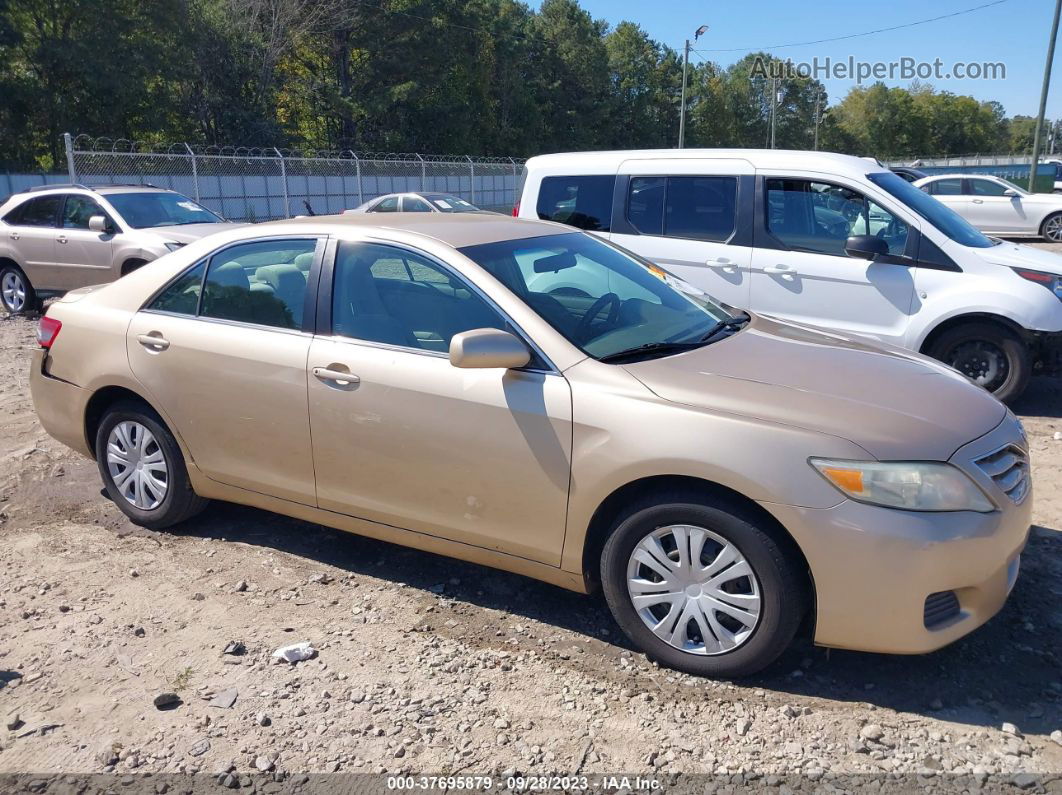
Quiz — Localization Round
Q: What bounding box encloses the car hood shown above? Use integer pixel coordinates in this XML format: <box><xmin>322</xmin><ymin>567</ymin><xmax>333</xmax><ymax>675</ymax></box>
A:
<box><xmin>152</xmin><ymin>222</ymin><xmax>246</xmax><ymax>244</ymax></box>
<box><xmin>622</xmin><ymin>316</ymin><xmax>1006</xmax><ymax>461</ymax></box>
<box><xmin>977</xmin><ymin>239</ymin><xmax>1062</xmax><ymax>275</ymax></box>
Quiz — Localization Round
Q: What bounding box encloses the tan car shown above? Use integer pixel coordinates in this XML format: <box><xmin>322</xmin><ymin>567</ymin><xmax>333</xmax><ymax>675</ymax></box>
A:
<box><xmin>29</xmin><ymin>214</ymin><xmax>1031</xmax><ymax>677</ymax></box>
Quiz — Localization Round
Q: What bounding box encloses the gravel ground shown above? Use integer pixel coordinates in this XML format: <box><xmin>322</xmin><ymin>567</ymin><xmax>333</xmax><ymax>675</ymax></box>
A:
<box><xmin>1</xmin><ymin>248</ymin><xmax>1061</xmax><ymax>786</ymax></box>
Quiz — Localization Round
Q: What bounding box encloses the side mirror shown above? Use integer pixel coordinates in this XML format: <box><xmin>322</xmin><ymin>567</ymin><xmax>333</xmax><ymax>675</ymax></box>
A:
<box><xmin>88</xmin><ymin>215</ymin><xmax>109</xmax><ymax>233</ymax></box>
<box><xmin>449</xmin><ymin>328</ymin><xmax>530</xmax><ymax>370</ymax></box>
<box><xmin>1002</xmin><ymin>188</ymin><xmax>1019</xmax><ymax>197</ymax></box>
<box><xmin>845</xmin><ymin>234</ymin><xmax>889</xmax><ymax>261</ymax></box>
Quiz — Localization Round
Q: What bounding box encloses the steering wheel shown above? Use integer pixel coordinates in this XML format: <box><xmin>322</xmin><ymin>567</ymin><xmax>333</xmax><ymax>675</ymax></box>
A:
<box><xmin>576</xmin><ymin>292</ymin><xmax>622</xmax><ymax>342</ymax></box>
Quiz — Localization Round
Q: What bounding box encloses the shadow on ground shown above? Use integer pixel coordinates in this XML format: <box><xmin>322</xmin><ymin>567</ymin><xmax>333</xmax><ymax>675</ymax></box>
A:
<box><xmin>1011</xmin><ymin>375</ymin><xmax>1062</xmax><ymax>420</ymax></box>
<box><xmin>170</xmin><ymin>500</ymin><xmax>1062</xmax><ymax>735</ymax></box>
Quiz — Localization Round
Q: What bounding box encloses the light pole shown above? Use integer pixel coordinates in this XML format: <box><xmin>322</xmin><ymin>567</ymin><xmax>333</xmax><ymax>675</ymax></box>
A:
<box><xmin>813</xmin><ymin>88</ymin><xmax>827</xmax><ymax>151</ymax></box>
<box><xmin>678</xmin><ymin>24</ymin><xmax>709</xmax><ymax>149</ymax></box>
<box><xmin>1029</xmin><ymin>0</ymin><xmax>1061</xmax><ymax>190</ymax></box>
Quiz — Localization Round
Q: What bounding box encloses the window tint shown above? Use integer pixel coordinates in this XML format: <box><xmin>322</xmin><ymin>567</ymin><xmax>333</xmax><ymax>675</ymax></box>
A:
<box><xmin>149</xmin><ymin>261</ymin><xmax>206</xmax><ymax>315</ymax></box>
<box><xmin>372</xmin><ymin>197</ymin><xmax>399</xmax><ymax>212</ymax></box>
<box><xmin>628</xmin><ymin>178</ymin><xmax>664</xmax><ymax>234</ymax></box>
<box><xmin>200</xmin><ymin>240</ymin><xmax>315</xmax><ymax>329</ymax></box>
<box><xmin>665</xmin><ymin>176</ymin><xmax>737</xmax><ymax>240</ymax></box>
<box><xmin>403</xmin><ymin>197</ymin><xmax>432</xmax><ymax>212</ymax></box>
<box><xmin>766</xmin><ymin>179</ymin><xmax>909</xmax><ymax>257</ymax></box>
<box><xmin>62</xmin><ymin>195</ymin><xmax>107</xmax><ymax>229</ymax></box>
<box><xmin>929</xmin><ymin>178</ymin><xmax>963</xmax><ymax>196</ymax></box>
<box><xmin>536</xmin><ymin>175</ymin><xmax>615</xmax><ymax>232</ymax></box>
<box><xmin>11</xmin><ymin>196</ymin><xmax>61</xmax><ymax>227</ymax></box>
<box><xmin>332</xmin><ymin>242</ymin><xmax>506</xmax><ymax>352</ymax></box>
<box><xmin>969</xmin><ymin>179</ymin><xmax>1010</xmax><ymax>197</ymax></box>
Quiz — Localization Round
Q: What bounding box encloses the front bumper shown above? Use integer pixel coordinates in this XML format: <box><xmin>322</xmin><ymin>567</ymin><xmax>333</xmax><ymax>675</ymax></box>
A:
<box><xmin>759</xmin><ymin>416</ymin><xmax>1031</xmax><ymax>655</ymax></box>
<box><xmin>29</xmin><ymin>348</ymin><xmax>92</xmax><ymax>458</ymax></box>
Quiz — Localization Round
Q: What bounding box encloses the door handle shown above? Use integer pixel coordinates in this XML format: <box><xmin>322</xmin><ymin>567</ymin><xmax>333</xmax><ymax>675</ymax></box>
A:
<box><xmin>313</xmin><ymin>366</ymin><xmax>360</xmax><ymax>386</ymax></box>
<box><xmin>706</xmin><ymin>257</ymin><xmax>736</xmax><ymax>270</ymax></box>
<box><xmin>9</xmin><ymin>232</ymin><xmax>19</xmax><ymax>241</ymax></box>
<box><xmin>136</xmin><ymin>333</ymin><xmax>170</xmax><ymax>351</ymax></box>
<box><xmin>972</xmin><ymin>198</ymin><xmax>984</xmax><ymax>204</ymax></box>
<box><xmin>57</xmin><ymin>235</ymin><xmax>68</xmax><ymax>244</ymax></box>
<box><xmin>763</xmin><ymin>264</ymin><xmax>796</xmax><ymax>275</ymax></box>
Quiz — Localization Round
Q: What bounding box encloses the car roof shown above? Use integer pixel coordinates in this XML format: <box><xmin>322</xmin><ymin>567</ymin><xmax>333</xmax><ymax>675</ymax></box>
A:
<box><xmin>523</xmin><ymin>149</ymin><xmax>889</xmax><ymax>179</ymax></box>
<box><xmin>271</xmin><ymin>212</ymin><xmax>568</xmax><ymax>247</ymax></box>
<box><xmin>12</xmin><ymin>184</ymin><xmax>178</xmax><ymax>198</ymax></box>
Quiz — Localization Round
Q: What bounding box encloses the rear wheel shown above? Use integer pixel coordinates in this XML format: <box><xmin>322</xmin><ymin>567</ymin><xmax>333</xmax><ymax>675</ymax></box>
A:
<box><xmin>926</xmin><ymin>322</ymin><xmax>1031</xmax><ymax>403</ymax></box>
<box><xmin>600</xmin><ymin>493</ymin><xmax>807</xmax><ymax>678</ymax></box>
<box><xmin>1042</xmin><ymin>212</ymin><xmax>1062</xmax><ymax>243</ymax></box>
<box><xmin>0</xmin><ymin>265</ymin><xmax>36</xmax><ymax>314</ymax></box>
<box><xmin>95</xmin><ymin>400</ymin><xmax>208</xmax><ymax>529</ymax></box>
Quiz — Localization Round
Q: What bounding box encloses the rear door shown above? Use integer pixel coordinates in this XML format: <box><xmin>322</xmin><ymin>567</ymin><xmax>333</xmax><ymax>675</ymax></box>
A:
<box><xmin>3</xmin><ymin>195</ymin><xmax>60</xmax><ymax>287</ymax></box>
<box><xmin>127</xmin><ymin>236</ymin><xmax>323</xmax><ymax>505</ymax></box>
<box><xmin>52</xmin><ymin>194</ymin><xmax>116</xmax><ymax>287</ymax></box>
<box><xmin>608</xmin><ymin>158</ymin><xmax>754</xmax><ymax>309</ymax></box>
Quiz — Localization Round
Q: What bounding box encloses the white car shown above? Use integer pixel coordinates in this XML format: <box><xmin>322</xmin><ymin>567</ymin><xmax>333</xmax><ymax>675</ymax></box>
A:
<box><xmin>914</xmin><ymin>174</ymin><xmax>1062</xmax><ymax>242</ymax></box>
<box><xmin>343</xmin><ymin>192</ymin><xmax>483</xmax><ymax>214</ymax></box>
<box><xmin>516</xmin><ymin>149</ymin><xmax>1062</xmax><ymax>402</ymax></box>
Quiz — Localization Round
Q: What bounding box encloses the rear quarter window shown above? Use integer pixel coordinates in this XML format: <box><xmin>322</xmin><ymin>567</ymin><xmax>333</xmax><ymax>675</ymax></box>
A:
<box><xmin>536</xmin><ymin>175</ymin><xmax>615</xmax><ymax>232</ymax></box>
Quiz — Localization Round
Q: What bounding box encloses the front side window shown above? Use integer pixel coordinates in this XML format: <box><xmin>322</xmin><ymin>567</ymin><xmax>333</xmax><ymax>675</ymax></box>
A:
<box><xmin>9</xmin><ymin>195</ymin><xmax>61</xmax><ymax>227</ymax></box>
<box><xmin>765</xmin><ymin>179</ymin><xmax>909</xmax><ymax>257</ymax></box>
<box><xmin>536</xmin><ymin>175</ymin><xmax>615</xmax><ymax>232</ymax></box>
<box><xmin>199</xmin><ymin>240</ymin><xmax>315</xmax><ymax>329</ymax></box>
<box><xmin>105</xmin><ymin>192</ymin><xmax>223</xmax><ymax>229</ymax></box>
<box><xmin>62</xmin><ymin>195</ymin><xmax>108</xmax><ymax>229</ymax></box>
<box><xmin>332</xmin><ymin>242</ymin><xmax>506</xmax><ymax>352</ymax></box>
<box><xmin>868</xmin><ymin>171</ymin><xmax>995</xmax><ymax>248</ymax></box>
<box><xmin>460</xmin><ymin>232</ymin><xmax>738</xmax><ymax>360</ymax></box>
<box><xmin>969</xmin><ymin>178</ymin><xmax>1022</xmax><ymax>197</ymax></box>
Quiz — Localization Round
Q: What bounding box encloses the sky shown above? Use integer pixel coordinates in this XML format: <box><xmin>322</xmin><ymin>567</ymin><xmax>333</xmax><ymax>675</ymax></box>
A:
<box><xmin>576</xmin><ymin>0</ymin><xmax>1061</xmax><ymax>118</ymax></box>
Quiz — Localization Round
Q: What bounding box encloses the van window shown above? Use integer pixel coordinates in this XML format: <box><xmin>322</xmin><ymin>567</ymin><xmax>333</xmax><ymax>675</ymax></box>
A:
<box><xmin>627</xmin><ymin>177</ymin><xmax>737</xmax><ymax>241</ymax></box>
<box><xmin>628</xmin><ymin>178</ymin><xmax>664</xmax><ymax>234</ymax></box>
<box><xmin>766</xmin><ymin>179</ymin><xmax>908</xmax><ymax>257</ymax></box>
<box><xmin>536</xmin><ymin>175</ymin><xmax>615</xmax><ymax>232</ymax></box>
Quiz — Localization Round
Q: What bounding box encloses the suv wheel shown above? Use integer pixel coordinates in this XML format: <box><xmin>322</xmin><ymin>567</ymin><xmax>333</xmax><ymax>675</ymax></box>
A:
<box><xmin>0</xmin><ymin>265</ymin><xmax>35</xmax><ymax>314</ymax></box>
<box><xmin>601</xmin><ymin>493</ymin><xmax>807</xmax><ymax>678</ymax></box>
<box><xmin>926</xmin><ymin>322</ymin><xmax>1031</xmax><ymax>403</ymax></box>
<box><xmin>96</xmin><ymin>400</ymin><xmax>209</xmax><ymax>529</ymax></box>
<box><xmin>1042</xmin><ymin>212</ymin><xmax>1062</xmax><ymax>242</ymax></box>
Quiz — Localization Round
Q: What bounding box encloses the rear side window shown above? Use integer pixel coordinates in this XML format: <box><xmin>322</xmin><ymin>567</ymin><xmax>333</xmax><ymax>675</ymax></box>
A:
<box><xmin>928</xmin><ymin>179</ymin><xmax>963</xmax><ymax>196</ymax></box>
<box><xmin>372</xmin><ymin>197</ymin><xmax>399</xmax><ymax>212</ymax></box>
<box><xmin>536</xmin><ymin>175</ymin><xmax>615</xmax><ymax>232</ymax></box>
<box><xmin>628</xmin><ymin>176</ymin><xmax>737</xmax><ymax>241</ymax></box>
<box><xmin>6</xmin><ymin>195</ymin><xmax>61</xmax><ymax>227</ymax></box>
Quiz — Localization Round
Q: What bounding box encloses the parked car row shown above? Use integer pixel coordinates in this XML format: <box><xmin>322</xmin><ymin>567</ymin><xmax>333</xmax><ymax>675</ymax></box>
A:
<box><xmin>12</xmin><ymin>149</ymin><xmax>1049</xmax><ymax>678</ymax></box>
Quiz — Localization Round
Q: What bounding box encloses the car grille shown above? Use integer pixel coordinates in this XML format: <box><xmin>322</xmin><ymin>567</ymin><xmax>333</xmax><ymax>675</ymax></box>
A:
<box><xmin>975</xmin><ymin>445</ymin><xmax>1029</xmax><ymax>504</ymax></box>
<box><xmin>924</xmin><ymin>591</ymin><xmax>961</xmax><ymax>629</ymax></box>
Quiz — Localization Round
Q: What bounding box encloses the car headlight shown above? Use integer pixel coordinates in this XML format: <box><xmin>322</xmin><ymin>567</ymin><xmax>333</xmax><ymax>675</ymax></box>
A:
<box><xmin>1013</xmin><ymin>267</ymin><xmax>1062</xmax><ymax>301</ymax></box>
<box><xmin>163</xmin><ymin>242</ymin><xmax>185</xmax><ymax>252</ymax></box>
<box><xmin>809</xmin><ymin>458</ymin><xmax>994</xmax><ymax>512</ymax></box>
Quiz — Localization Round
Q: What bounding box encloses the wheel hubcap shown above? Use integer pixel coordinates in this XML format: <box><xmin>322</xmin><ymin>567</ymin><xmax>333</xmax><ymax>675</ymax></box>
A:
<box><xmin>106</xmin><ymin>421</ymin><xmax>168</xmax><ymax>510</ymax></box>
<box><xmin>1045</xmin><ymin>216</ymin><xmax>1062</xmax><ymax>242</ymax></box>
<box><xmin>949</xmin><ymin>340</ymin><xmax>1008</xmax><ymax>391</ymax></box>
<box><xmin>626</xmin><ymin>524</ymin><xmax>761</xmax><ymax>656</ymax></box>
<box><xmin>1</xmin><ymin>272</ymin><xmax>26</xmax><ymax>311</ymax></box>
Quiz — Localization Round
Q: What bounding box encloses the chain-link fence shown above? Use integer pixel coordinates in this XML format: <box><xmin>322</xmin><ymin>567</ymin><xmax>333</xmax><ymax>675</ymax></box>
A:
<box><xmin>62</xmin><ymin>134</ymin><xmax>525</xmax><ymax>222</ymax></box>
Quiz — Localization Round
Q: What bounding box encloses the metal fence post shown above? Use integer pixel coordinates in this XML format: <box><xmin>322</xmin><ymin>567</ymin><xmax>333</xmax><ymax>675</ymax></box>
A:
<box><xmin>184</xmin><ymin>143</ymin><xmax>200</xmax><ymax>202</ymax></box>
<box><xmin>416</xmin><ymin>154</ymin><xmax>426</xmax><ymax>192</ymax></box>
<box><xmin>467</xmin><ymin>156</ymin><xmax>475</xmax><ymax>205</ymax></box>
<box><xmin>274</xmin><ymin>147</ymin><xmax>290</xmax><ymax>218</ymax></box>
<box><xmin>509</xmin><ymin>157</ymin><xmax>518</xmax><ymax>210</ymax></box>
<box><xmin>63</xmin><ymin>133</ymin><xmax>77</xmax><ymax>181</ymax></box>
<box><xmin>354</xmin><ymin>153</ymin><xmax>363</xmax><ymax>206</ymax></box>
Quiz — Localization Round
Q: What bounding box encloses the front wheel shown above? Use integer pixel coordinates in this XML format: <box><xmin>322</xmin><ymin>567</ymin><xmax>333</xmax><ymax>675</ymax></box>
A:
<box><xmin>96</xmin><ymin>400</ymin><xmax>209</xmax><ymax>529</ymax></box>
<box><xmin>600</xmin><ymin>494</ymin><xmax>808</xmax><ymax>678</ymax></box>
<box><xmin>1042</xmin><ymin>212</ymin><xmax>1062</xmax><ymax>243</ymax></box>
<box><xmin>0</xmin><ymin>265</ymin><xmax>36</xmax><ymax>314</ymax></box>
<box><xmin>926</xmin><ymin>322</ymin><xmax>1031</xmax><ymax>403</ymax></box>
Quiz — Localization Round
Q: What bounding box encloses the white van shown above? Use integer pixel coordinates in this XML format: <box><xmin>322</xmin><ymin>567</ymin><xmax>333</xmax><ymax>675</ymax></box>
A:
<box><xmin>516</xmin><ymin>149</ymin><xmax>1062</xmax><ymax>402</ymax></box>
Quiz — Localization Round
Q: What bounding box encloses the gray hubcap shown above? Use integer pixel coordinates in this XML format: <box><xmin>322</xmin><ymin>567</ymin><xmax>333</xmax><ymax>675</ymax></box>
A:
<box><xmin>626</xmin><ymin>524</ymin><xmax>761</xmax><ymax>655</ymax></box>
<box><xmin>106</xmin><ymin>421</ymin><xmax>168</xmax><ymax>510</ymax></box>
<box><xmin>2</xmin><ymin>271</ymin><xmax>26</xmax><ymax>312</ymax></box>
<box><xmin>1045</xmin><ymin>215</ymin><xmax>1062</xmax><ymax>242</ymax></box>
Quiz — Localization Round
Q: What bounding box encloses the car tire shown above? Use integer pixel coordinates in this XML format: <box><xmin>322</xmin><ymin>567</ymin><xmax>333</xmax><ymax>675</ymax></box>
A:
<box><xmin>0</xmin><ymin>264</ymin><xmax>37</xmax><ymax>314</ymax></box>
<box><xmin>1041</xmin><ymin>212</ymin><xmax>1062</xmax><ymax>242</ymax></box>
<box><xmin>600</xmin><ymin>491</ymin><xmax>808</xmax><ymax>679</ymax></box>
<box><xmin>926</xmin><ymin>322</ymin><xmax>1031</xmax><ymax>403</ymax></box>
<box><xmin>95</xmin><ymin>400</ymin><xmax>209</xmax><ymax>529</ymax></box>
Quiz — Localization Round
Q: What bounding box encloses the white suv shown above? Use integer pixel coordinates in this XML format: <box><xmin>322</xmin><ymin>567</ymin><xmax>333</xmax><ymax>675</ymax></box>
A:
<box><xmin>0</xmin><ymin>184</ymin><xmax>240</xmax><ymax>314</ymax></box>
<box><xmin>516</xmin><ymin>149</ymin><xmax>1062</xmax><ymax>402</ymax></box>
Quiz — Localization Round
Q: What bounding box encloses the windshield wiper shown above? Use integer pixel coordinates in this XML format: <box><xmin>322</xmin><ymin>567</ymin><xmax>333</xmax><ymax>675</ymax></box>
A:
<box><xmin>597</xmin><ymin>340</ymin><xmax>710</xmax><ymax>363</ymax></box>
<box><xmin>697</xmin><ymin>311</ymin><xmax>751</xmax><ymax>343</ymax></box>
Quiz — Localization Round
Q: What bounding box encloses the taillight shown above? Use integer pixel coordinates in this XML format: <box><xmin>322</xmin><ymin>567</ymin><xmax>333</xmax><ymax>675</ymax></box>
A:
<box><xmin>511</xmin><ymin>199</ymin><xmax>520</xmax><ymax>217</ymax></box>
<box><xmin>37</xmin><ymin>316</ymin><xmax>61</xmax><ymax>349</ymax></box>
<box><xmin>1014</xmin><ymin>267</ymin><xmax>1055</xmax><ymax>284</ymax></box>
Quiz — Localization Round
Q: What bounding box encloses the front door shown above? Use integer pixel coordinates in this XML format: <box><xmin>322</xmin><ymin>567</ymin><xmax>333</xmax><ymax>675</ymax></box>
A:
<box><xmin>52</xmin><ymin>194</ymin><xmax>116</xmax><ymax>288</ymax></box>
<box><xmin>127</xmin><ymin>237</ymin><xmax>321</xmax><ymax>505</ymax></box>
<box><xmin>965</xmin><ymin>178</ymin><xmax>1029</xmax><ymax>233</ymax></box>
<box><xmin>307</xmin><ymin>240</ymin><xmax>573</xmax><ymax>565</ymax></box>
<box><xmin>750</xmin><ymin>177</ymin><xmax>918</xmax><ymax>346</ymax></box>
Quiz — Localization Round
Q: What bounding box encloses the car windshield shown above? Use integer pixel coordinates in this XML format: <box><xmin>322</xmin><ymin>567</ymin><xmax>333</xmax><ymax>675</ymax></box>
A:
<box><xmin>105</xmin><ymin>192</ymin><xmax>224</xmax><ymax>229</ymax></box>
<box><xmin>426</xmin><ymin>194</ymin><xmax>480</xmax><ymax>213</ymax></box>
<box><xmin>868</xmin><ymin>172</ymin><xmax>997</xmax><ymax>248</ymax></box>
<box><xmin>459</xmin><ymin>232</ymin><xmax>741</xmax><ymax>361</ymax></box>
